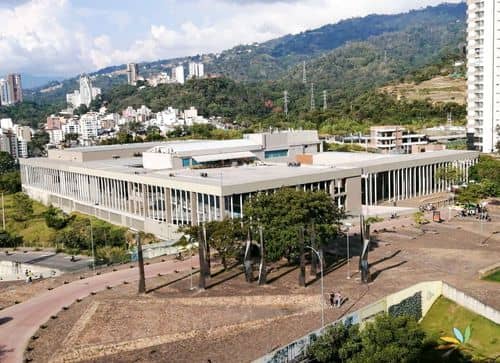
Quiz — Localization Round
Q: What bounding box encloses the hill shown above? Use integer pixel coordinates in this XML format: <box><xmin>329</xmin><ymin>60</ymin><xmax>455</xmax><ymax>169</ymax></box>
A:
<box><xmin>25</xmin><ymin>3</ymin><xmax>466</xmax><ymax>105</ymax></box>
<box><xmin>379</xmin><ymin>76</ymin><xmax>466</xmax><ymax>105</ymax></box>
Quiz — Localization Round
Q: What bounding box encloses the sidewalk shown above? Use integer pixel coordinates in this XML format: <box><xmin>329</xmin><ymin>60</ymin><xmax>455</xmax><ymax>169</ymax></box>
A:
<box><xmin>0</xmin><ymin>257</ymin><xmax>198</xmax><ymax>363</ymax></box>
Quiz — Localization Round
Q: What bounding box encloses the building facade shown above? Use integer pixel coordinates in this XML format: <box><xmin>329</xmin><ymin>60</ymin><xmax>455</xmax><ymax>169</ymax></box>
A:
<box><xmin>466</xmin><ymin>0</ymin><xmax>500</xmax><ymax>152</ymax></box>
<box><xmin>126</xmin><ymin>63</ymin><xmax>139</xmax><ymax>85</ymax></box>
<box><xmin>20</xmin><ymin>131</ymin><xmax>478</xmax><ymax>240</ymax></box>
<box><xmin>174</xmin><ymin>65</ymin><xmax>185</xmax><ymax>85</ymax></box>
<box><xmin>66</xmin><ymin>75</ymin><xmax>101</xmax><ymax>108</ymax></box>
<box><xmin>0</xmin><ymin>74</ymin><xmax>22</xmax><ymax>106</ymax></box>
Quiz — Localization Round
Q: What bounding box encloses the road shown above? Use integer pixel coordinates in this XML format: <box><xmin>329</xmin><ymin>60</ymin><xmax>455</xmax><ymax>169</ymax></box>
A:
<box><xmin>0</xmin><ymin>257</ymin><xmax>198</xmax><ymax>363</ymax></box>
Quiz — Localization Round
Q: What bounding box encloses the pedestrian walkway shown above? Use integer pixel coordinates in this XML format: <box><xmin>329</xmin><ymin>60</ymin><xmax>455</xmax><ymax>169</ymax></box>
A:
<box><xmin>0</xmin><ymin>257</ymin><xmax>198</xmax><ymax>363</ymax></box>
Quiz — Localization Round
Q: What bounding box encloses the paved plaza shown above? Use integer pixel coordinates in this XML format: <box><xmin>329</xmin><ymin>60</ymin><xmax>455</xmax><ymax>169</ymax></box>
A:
<box><xmin>13</xmin><ymin>201</ymin><xmax>499</xmax><ymax>363</ymax></box>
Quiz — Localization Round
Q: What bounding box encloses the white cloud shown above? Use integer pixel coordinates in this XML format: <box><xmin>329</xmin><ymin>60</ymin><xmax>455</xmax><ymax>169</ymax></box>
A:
<box><xmin>0</xmin><ymin>0</ymin><xmax>464</xmax><ymax>76</ymax></box>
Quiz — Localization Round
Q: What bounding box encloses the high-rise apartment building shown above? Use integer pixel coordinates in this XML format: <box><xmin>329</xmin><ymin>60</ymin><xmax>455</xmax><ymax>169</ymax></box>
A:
<box><xmin>0</xmin><ymin>74</ymin><xmax>22</xmax><ymax>106</ymax></box>
<box><xmin>0</xmin><ymin>79</ymin><xmax>10</xmax><ymax>105</ymax></box>
<box><xmin>466</xmin><ymin>0</ymin><xmax>500</xmax><ymax>152</ymax></box>
<box><xmin>174</xmin><ymin>65</ymin><xmax>185</xmax><ymax>84</ymax></box>
<box><xmin>188</xmin><ymin>62</ymin><xmax>204</xmax><ymax>79</ymax></box>
<box><xmin>126</xmin><ymin>63</ymin><xmax>139</xmax><ymax>85</ymax></box>
<box><xmin>7</xmin><ymin>74</ymin><xmax>23</xmax><ymax>104</ymax></box>
<box><xmin>66</xmin><ymin>75</ymin><xmax>101</xmax><ymax>108</ymax></box>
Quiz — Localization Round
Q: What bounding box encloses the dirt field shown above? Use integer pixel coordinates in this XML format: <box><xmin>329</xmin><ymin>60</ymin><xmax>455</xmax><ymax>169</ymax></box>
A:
<box><xmin>380</xmin><ymin>76</ymin><xmax>466</xmax><ymax>105</ymax></box>
<box><xmin>24</xmin><ymin>202</ymin><xmax>500</xmax><ymax>363</ymax></box>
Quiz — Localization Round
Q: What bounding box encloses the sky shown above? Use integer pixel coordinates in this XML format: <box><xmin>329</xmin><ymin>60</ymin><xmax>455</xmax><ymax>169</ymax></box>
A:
<box><xmin>0</xmin><ymin>0</ymin><xmax>464</xmax><ymax>77</ymax></box>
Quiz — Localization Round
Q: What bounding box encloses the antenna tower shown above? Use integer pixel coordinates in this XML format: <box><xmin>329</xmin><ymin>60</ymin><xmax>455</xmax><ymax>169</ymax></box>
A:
<box><xmin>322</xmin><ymin>90</ymin><xmax>327</xmax><ymax>111</ymax></box>
<box><xmin>302</xmin><ymin>61</ymin><xmax>307</xmax><ymax>84</ymax></box>
<box><xmin>310</xmin><ymin>83</ymin><xmax>315</xmax><ymax>111</ymax></box>
<box><xmin>284</xmin><ymin>90</ymin><xmax>289</xmax><ymax>118</ymax></box>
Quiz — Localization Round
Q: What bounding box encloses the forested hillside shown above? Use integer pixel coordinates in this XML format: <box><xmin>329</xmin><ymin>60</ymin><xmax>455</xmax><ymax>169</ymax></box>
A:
<box><xmin>25</xmin><ymin>3</ymin><xmax>466</xmax><ymax>105</ymax></box>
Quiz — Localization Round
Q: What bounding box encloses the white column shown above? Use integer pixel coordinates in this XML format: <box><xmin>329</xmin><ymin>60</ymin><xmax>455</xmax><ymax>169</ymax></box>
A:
<box><xmin>374</xmin><ymin>173</ymin><xmax>377</xmax><ymax>205</ymax></box>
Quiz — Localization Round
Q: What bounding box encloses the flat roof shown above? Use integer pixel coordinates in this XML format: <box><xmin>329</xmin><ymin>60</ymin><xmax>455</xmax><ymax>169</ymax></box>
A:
<box><xmin>146</xmin><ymin>139</ymin><xmax>261</xmax><ymax>154</ymax></box>
<box><xmin>21</xmin><ymin>149</ymin><xmax>479</xmax><ymax>194</ymax></box>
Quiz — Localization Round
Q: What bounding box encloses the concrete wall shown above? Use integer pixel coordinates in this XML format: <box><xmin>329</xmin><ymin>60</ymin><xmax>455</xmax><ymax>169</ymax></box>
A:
<box><xmin>443</xmin><ymin>283</ymin><xmax>500</xmax><ymax>324</ymax></box>
<box><xmin>253</xmin><ymin>281</ymin><xmax>468</xmax><ymax>363</ymax></box>
<box><xmin>23</xmin><ymin>185</ymin><xmax>182</xmax><ymax>241</ymax></box>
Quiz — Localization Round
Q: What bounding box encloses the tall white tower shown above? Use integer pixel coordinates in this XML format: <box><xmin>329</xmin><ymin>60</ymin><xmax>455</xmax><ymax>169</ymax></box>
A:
<box><xmin>79</xmin><ymin>75</ymin><xmax>93</xmax><ymax>107</ymax></box>
<box><xmin>466</xmin><ymin>0</ymin><xmax>500</xmax><ymax>152</ymax></box>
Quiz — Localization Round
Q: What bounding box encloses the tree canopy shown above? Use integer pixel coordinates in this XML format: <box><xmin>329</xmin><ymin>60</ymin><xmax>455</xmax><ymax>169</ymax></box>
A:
<box><xmin>244</xmin><ymin>188</ymin><xmax>344</xmax><ymax>262</ymax></box>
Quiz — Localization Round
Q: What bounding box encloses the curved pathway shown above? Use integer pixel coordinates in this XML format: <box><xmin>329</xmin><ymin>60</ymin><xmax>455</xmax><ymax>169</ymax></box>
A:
<box><xmin>0</xmin><ymin>257</ymin><xmax>198</xmax><ymax>363</ymax></box>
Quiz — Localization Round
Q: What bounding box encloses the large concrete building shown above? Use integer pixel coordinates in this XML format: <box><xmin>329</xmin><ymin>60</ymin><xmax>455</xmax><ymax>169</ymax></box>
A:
<box><xmin>466</xmin><ymin>0</ymin><xmax>500</xmax><ymax>152</ymax></box>
<box><xmin>20</xmin><ymin>130</ymin><xmax>478</xmax><ymax>240</ymax></box>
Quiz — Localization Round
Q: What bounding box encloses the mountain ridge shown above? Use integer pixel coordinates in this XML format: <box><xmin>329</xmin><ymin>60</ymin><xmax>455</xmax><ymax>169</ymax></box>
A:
<box><xmin>24</xmin><ymin>2</ymin><xmax>466</xmax><ymax>104</ymax></box>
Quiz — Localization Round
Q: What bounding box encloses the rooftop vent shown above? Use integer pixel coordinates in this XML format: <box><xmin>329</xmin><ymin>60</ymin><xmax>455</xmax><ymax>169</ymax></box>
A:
<box><xmin>112</xmin><ymin>155</ymin><xmax>120</xmax><ymax>159</ymax></box>
<box><xmin>200</xmin><ymin>172</ymin><xmax>208</xmax><ymax>178</ymax></box>
<box><xmin>287</xmin><ymin>162</ymin><xmax>301</xmax><ymax>167</ymax></box>
<box><xmin>169</xmin><ymin>173</ymin><xmax>175</xmax><ymax>177</ymax></box>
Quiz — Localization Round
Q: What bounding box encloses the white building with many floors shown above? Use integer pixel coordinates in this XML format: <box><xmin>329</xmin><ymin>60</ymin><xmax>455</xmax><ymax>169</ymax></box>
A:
<box><xmin>466</xmin><ymin>0</ymin><xmax>500</xmax><ymax>152</ymax></box>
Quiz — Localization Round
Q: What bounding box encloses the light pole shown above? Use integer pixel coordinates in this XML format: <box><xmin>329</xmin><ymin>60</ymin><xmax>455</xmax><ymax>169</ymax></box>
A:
<box><xmin>306</xmin><ymin>245</ymin><xmax>324</xmax><ymax>329</ymax></box>
<box><xmin>89</xmin><ymin>218</ymin><xmax>95</xmax><ymax>271</ymax></box>
<box><xmin>1</xmin><ymin>193</ymin><xmax>5</xmax><ymax>230</ymax></box>
<box><xmin>342</xmin><ymin>222</ymin><xmax>352</xmax><ymax>279</ymax></box>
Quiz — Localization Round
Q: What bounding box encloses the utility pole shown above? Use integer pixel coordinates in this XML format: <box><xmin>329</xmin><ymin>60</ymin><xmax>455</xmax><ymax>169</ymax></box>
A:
<box><xmin>322</xmin><ymin>90</ymin><xmax>327</xmax><ymax>111</ymax></box>
<box><xmin>1</xmin><ymin>193</ymin><xmax>5</xmax><ymax>230</ymax></box>
<box><xmin>302</xmin><ymin>61</ymin><xmax>307</xmax><ymax>84</ymax></box>
<box><xmin>283</xmin><ymin>90</ymin><xmax>288</xmax><ymax>118</ymax></box>
<box><xmin>310</xmin><ymin>83</ymin><xmax>315</xmax><ymax>111</ymax></box>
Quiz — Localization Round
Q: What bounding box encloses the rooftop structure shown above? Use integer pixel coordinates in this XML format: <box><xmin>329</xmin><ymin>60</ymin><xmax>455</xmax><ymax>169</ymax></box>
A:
<box><xmin>21</xmin><ymin>136</ymin><xmax>477</xmax><ymax>241</ymax></box>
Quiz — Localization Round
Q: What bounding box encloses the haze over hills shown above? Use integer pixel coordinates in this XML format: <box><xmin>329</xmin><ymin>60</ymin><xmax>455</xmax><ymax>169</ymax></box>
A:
<box><xmin>24</xmin><ymin>2</ymin><xmax>466</xmax><ymax>106</ymax></box>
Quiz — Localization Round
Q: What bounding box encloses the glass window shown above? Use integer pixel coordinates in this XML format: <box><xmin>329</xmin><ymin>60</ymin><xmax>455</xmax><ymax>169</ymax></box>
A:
<box><xmin>182</xmin><ymin>158</ymin><xmax>191</xmax><ymax>167</ymax></box>
<box><xmin>264</xmin><ymin>149</ymin><xmax>288</xmax><ymax>159</ymax></box>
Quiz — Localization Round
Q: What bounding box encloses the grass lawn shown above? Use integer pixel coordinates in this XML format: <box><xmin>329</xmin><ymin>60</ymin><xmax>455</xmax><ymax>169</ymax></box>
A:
<box><xmin>420</xmin><ymin>296</ymin><xmax>500</xmax><ymax>361</ymax></box>
<box><xmin>483</xmin><ymin>269</ymin><xmax>500</xmax><ymax>283</ymax></box>
<box><xmin>2</xmin><ymin>193</ymin><xmax>56</xmax><ymax>247</ymax></box>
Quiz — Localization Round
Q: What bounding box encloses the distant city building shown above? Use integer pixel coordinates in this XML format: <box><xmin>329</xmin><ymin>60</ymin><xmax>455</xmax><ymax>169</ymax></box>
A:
<box><xmin>174</xmin><ymin>65</ymin><xmax>185</xmax><ymax>84</ymax></box>
<box><xmin>62</xmin><ymin>119</ymin><xmax>82</xmax><ymax>137</ymax></box>
<box><xmin>79</xmin><ymin>113</ymin><xmax>100</xmax><ymax>141</ymax></box>
<box><xmin>0</xmin><ymin>118</ymin><xmax>30</xmax><ymax>158</ymax></box>
<box><xmin>188</xmin><ymin>62</ymin><xmax>204</xmax><ymax>79</ymax></box>
<box><xmin>369</xmin><ymin>126</ymin><xmax>428</xmax><ymax>154</ymax></box>
<box><xmin>126</xmin><ymin>63</ymin><xmax>140</xmax><ymax>85</ymax></box>
<box><xmin>66</xmin><ymin>75</ymin><xmax>101</xmax><ymax>108</ymax></box>
<box><xmin>147</xmin><ymin>72</ymin><xmax>171</xmax><ymax>87</ymax></box>
<box><xmin>466</xmin><ymin>0</ymin><xmax>499</xmax><ymax>152</ymax></box>
<box><xmin>0</xmin><ymin>74</ymin><xmax>23</xmax><ymax>106</ymax></box>
<box><xmin>0</xmin><ymin>79</ymin><xmax>10</xmax><ymax>105</ymax></box>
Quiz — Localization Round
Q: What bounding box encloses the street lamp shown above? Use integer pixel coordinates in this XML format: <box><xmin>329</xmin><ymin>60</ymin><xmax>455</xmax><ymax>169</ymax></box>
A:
<box><xmin>305</xmin><ymin>245</ymin><xmax>324</xmax><ymax>329</ymax></box>
<box><xmin>342</xmin><ymin>222</ymin><xmax>352</xmax><ymax>279</ymax></box>
<box><xmin>89</xmin><ymin>218</ymin><xmax>95</xmax><ymax>271</ymax></box>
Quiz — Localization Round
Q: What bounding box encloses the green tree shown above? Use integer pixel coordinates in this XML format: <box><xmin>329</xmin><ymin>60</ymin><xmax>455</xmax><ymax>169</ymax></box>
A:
<box><xmin>0</xmin><ymin>229</ymin><xmax>23</xmax><ymax>248</ymax></box>
<box><xmin>28</xmin><ymin>131</ymin><xmax>50</xmax><ymax>156</ymax></box>
<box><xmin>43</xmin><ymin>205</ymin><xmax>71</xmax><ymax>230</ymax></box>
<box><xmin>350</xmin><ymin>314</ymin><xmax>425</xmax><ymax>363</ymax></box>
<box><xmin>0</xmin><ymin>151</ymin><xmax>16</xmax><ymax>173</ymax></box>
<box><xmin>11</xmin><ymin>192</ymin><xmax>34</xmax><ymax>222</ymax></box>
<box><xmin>0</xmin><ymin>171</ymin><xmax>21</xmax><ymax>194</ymax></box>
<box><xmin>206</xmin><ymin>219</ymin><xmax>243</xmax><ymax>270</ymax></box>
<box><xmin>244</xmin><ymin>188</ymin><xmax>344</xmax><ymax>278</ymax></box>
<box><xmin>307</xmin><ymin>323</ymin><xmax>362</xmax><ymax>363</ymax></box>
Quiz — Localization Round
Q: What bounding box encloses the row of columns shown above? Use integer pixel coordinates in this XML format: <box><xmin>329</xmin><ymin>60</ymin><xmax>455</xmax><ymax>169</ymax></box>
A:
<box><xmin>363</xmin><ymin>159</ymin><xmax>476</xmax><ymax>206</ymax></box>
